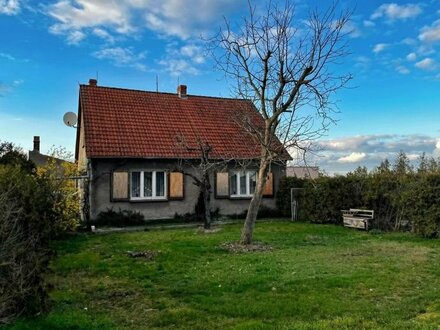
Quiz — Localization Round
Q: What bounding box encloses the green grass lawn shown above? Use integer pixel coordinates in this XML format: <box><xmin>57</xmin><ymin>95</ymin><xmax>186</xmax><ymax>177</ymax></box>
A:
<box><xmin>7</xmin><ymin>221</ymin><xmax>440</xmax><ymax>330</ymax></box>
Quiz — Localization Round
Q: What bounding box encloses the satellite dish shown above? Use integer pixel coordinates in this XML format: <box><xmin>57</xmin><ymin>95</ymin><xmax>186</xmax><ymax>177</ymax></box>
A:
<box><xmin>63</xmin><ymin>112</ymin><xmax>77</xmax><ymax>127</ymax></box>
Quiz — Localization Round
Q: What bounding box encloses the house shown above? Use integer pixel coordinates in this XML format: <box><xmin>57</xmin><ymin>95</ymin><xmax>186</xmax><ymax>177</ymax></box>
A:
<box><xmin>75</xmin><ymin>79</ymin><xmax>289</xmax><ymax>220</ymax></box>
<box><xmin>286</xmin><ymin>166</ymin><xmax>320</xmax><ymax>179</ymax></box>
<box><xmin>28</xmin><ymin>136</ymin><xmax>70</xmax><ymax>169</ymax></box>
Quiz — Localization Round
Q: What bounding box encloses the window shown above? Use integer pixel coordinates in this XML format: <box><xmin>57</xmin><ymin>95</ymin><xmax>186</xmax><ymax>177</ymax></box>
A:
<box><xmin>230</xmin><ymin>170</ymin><xmax>257</xmax><ymax>197</ymax></box>
<box><xmin>130</xmin><ymin>170</ymin><xmax>167</xmax><ymax>200</ymax></box>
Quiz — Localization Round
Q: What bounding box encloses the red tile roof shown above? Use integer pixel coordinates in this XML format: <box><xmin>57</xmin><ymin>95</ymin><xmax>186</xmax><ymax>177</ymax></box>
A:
<box><xmin>78</xmin><ymin>84</ymin><xmax>288</xmax><ymax>160</ymax></box>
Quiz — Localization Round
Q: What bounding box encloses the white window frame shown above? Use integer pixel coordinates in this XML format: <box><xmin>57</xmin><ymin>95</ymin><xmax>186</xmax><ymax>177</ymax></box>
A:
<box><xmin>230</xmin><ymin>170</ymin><xmax>257</xmax><ymax>198</ymax></box>
<box><xmin>130</xmin><ymin>170</ymin><xmax>167</xmax><ymax>201</ymax></box>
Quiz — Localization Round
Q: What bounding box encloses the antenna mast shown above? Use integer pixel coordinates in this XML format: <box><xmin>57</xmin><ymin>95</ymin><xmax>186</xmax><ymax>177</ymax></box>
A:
<box><xmin>156</xmin><ymin>74</ymin><xmax>159</xmax><ymax>93</ymax></box>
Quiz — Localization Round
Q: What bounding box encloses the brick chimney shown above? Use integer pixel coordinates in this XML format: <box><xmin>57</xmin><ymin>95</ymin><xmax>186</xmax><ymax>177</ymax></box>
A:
<box><xmin>177</xmin><ymin>85</ymin><xmax>187</xmax><ymax>98</ymax></box>
<box><xmin>89</xmin><ymin>78</ymin><xmax>98</xmax><ymax>86</ymax></box>
<box><xmin>33</xmin><ymin>136</ymin><xmax>40</xmax><ymax>153</ymax></box>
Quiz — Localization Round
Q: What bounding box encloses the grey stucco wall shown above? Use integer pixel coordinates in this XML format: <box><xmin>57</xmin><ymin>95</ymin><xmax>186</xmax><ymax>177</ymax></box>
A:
<box><xmin>89</xmin><ymin>158</ymin><xmax>285</xmax><ymax>220</ymax></box>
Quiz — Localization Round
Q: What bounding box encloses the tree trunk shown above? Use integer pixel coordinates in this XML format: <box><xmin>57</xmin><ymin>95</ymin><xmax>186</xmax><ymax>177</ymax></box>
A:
<box><xmin>201</xmin><ymin>172</ymin><xmax>211</xmax><ymax>229</ymax></box>
<box><xmin>240</xmin><ymin>159</ymin><xmax>270</xmax><ymax>245</ymax></box>
<box><xmin>203</xmin><ymin>187</ymin><xmax>211</xmax><ymax>229</ymax></box>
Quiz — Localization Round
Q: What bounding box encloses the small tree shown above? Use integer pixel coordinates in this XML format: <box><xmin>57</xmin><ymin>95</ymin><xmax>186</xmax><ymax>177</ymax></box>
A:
<box><xmin>0</xmin><ymin>141</ymin><xmax>35</xmax><ymax>173</ymax></box>
<box><xmin>176</xmin><ymin>136</ymin><xmax>235</xmax><ymax>229</ymax></box>
<box><xmin>212</xmin><ymin>1</ymin><xmax>352</xmax><ymax>244</ymax></box>
<box><xmin>35</xmin><ymin>147</ymin><xmax>80</xmax><ymax>232</ymax></box>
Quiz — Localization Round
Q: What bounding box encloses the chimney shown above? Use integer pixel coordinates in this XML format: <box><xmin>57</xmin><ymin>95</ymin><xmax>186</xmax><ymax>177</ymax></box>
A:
<box><xmin>33</xmin><ymin>136</ymin><xmax>40</xmax><ymax>153</ymax></box>
<box><xmin>177</xmin><ymin>84</ymin><xmax>187</xmax><ymax>98</ymax></box>
<box><xmin>89</xmin><ymin>78</ymin><xmax>97</xmax><ymax>86</ymax></box>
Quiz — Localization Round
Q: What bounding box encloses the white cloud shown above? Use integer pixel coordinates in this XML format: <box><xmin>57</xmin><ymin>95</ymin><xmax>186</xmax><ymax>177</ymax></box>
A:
<box><xmin>316</xmin><ymin>134</ymin><xmax>440</xmax><ymax>174</ymax></box>
<box><xmin>46</xmin><ymin>0</ymin><xmax>243</xmax><ymax>44</ymax></box>
<box><xmin>419</xmin><ymin>20</ymin><xmax>440</xmax><ymax>43</ymax></box>
<box><xmin>93</xmin><ymin>28</ymin><xmax>115</xmax><ymax>43</ymax></box>
<box><xmin>371</xmin><ymin>3</ymin><xmax>422</xmax><ymax>21</ymax></box>
<box><xmin>363</xmin><ymin>20</ymin><xmax>375</xmax><ymax>28</ymax></box>
<box><xmin>0</xmin><ymin>52</ymin><xmax>15</xmax><ymax>60</ymax></box>
<box><xmin>180</xmin><ymin>44</ymin><xmax>205</xmax><ymax>64</ymax></box>
<box><xmin>415</xmin><ymin>58</ymin><xmax>437</xmax><ymax>71</ymax></box>
<box><xmin>396</xmin><ymin>65</ymin><xmax>410</xmax><ymax>74</ymax></box>
<box><xmin>66</xmin><ymin>30</ymin><xmax>86</xmax><ymax>45</ymax></box>
<box><xmin>0</xmin><ymin>78</ymin><xmax>23</xmax><ymax>96</ymax></box>
<box><xmin>373</xmin><ymin>43</ymin><xmax>388</xmax><ymax>54</ymax></box>
<box><xmin>406</xmin><ymin>52</ymin><xmax>417</xmax><ymax>61</ymax></box>
<box><xmin>407</xmin><ymin>153</ymin><xmax>420</xmax><ymax>161</ymax></box>
<box><xmin>401</xmin><ymin>38</ymin><xmax>417</xmax><ymax>46</ymax></box>
<box><xmin>143</xmin><ymin>0</ymin><xmax>242</xmax><ymax>39</ymax></box>
<box><xmin>12</xmin><ymin>79</ymin><xmax>23</xmax><ymax>86</ymax></box>
<box><xmin>0</xmin><ymin>0</ymin><xmax>20</xmax><ymax>15</ymax></box>
<box><xmin>93</xmin><ymin>47</ymin><xmax>147</xmax><ymax>71</ymax></box>
<box><xmin>341</xmin><ymin>21</ymin><xmax>361</xmax><ymax>38</ymax></box>
<box><xmin>47</xmin><ymin>0</ymin><xmax>134</xmax><ymax>36</ymax></box>
<box><xmin>156</xmin><ymin>41</ymin><xmax>206</xmax><ymax>76</ymax></box>
<box><xmin>0</xmin><ymin>82</ymin><xmax>10</xmax><ymax>96</ymax></box>
<box><xmin>338</xmin><ymin>152</ymin><xmax>366</xmax><ymax>163</ymax></box>
<box><xmin>158</xmin><ymin>58</ymin><xmax>199</xmax><ymax>76</ymax></box>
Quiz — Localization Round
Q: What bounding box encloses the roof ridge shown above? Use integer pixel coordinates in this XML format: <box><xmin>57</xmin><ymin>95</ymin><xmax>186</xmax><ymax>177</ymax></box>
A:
<box><xmin>79</xmin><ymin>84</ymin><xmax>252</xmax><ymax>102</ymax></box>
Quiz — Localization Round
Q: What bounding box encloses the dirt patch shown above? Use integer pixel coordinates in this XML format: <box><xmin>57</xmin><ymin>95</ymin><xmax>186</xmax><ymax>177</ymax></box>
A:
<box><xmin>195</xmin><ymin>226</ymin><xmax>222</xmax><ymax>234</ymax></box>
<box><xmin>220</xmin><ymin>242</ymin><xmax>273</xmax><ymax>253</ymax></box>
<box><xmin>126</xmin><ymin>250</ymin><xmax>157</xmax><ymax>260</ymax></box>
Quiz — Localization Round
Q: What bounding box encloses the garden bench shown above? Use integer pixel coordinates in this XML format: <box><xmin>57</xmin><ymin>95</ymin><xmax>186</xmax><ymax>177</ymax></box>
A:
<box><xmin>341</xmin><ymin>209</ymin><xmax>374</xmax><ymax>231</ymax></box>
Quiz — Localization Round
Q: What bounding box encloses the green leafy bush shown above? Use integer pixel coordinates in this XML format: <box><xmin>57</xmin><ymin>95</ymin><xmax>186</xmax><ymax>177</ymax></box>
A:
<box><xmin>227</xmin><ymin>205</ymin><xmax>284</xmax><ymax>220</ymax></box>
<box><xmin>0</xmin><ymin>142</ymin><xmax>81</xmax><ymax>324</ymax></box>
<box><xmin>276</xmin><ymin>158</ymin><xmax>440</xmax><ymax>238</ymax></box>
<box><xmin>0</xmin><ymin>165</ymin><xmax>56</xmax><ymax>323</ymax></box>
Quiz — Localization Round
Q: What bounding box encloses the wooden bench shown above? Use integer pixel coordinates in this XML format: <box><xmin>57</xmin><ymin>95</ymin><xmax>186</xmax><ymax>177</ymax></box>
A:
<box><xmin>341</xmin><ymin>209</ymin><xmax>374</xmax><ymax>231</ymax></box>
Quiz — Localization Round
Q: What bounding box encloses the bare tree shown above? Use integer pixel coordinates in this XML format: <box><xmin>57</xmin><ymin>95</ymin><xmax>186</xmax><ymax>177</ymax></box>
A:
<box><xmin>212</xmin><ymin>1</ymin><xmax>352</xmax><ymax>244</ymax></box>
<box><xmin>175</xmin><ymin>137</ymin><xmax>215</xmax><ymax>229</ymax></box>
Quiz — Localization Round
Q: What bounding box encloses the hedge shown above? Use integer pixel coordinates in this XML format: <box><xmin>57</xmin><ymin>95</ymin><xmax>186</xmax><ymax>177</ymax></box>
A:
<box><xmin>276</xmin><ymin>172</ymin><xmax>440</xmax><ymax>238</ymax></box>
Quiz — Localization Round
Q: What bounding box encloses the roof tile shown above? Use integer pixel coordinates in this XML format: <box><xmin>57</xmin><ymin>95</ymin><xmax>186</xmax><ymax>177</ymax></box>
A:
<box><xmin>79</xmin><ymin>85</ymin><xmax>286</xmax><ymax>159</ymax></box>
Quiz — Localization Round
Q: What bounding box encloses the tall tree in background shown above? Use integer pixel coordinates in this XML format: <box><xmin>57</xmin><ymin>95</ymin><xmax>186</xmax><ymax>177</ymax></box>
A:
<box><xmin>212</xmin><ymin>1</ymin><xmax>353</xmax><ymax>244</ymax></box>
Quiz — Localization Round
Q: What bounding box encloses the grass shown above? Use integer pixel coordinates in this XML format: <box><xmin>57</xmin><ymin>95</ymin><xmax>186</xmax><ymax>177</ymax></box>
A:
<box><xmin>7</xmin><ymin>221</ymin><xmax>440</xmax><ymax>330</ymax></box>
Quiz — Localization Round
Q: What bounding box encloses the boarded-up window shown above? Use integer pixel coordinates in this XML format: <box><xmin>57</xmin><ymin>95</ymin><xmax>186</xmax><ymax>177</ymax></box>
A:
<box><xmin>112</xmin><ymin>171</ymin><xmax>129</xmax><ymax>201</ymax></box>
<box><xmin>215</xmin><ymin>172</ymin><xmax>229</xmax><ymax>198</ymax></box>
<box><xmin>263</xmin><ymin>172</ymin><xmax>274</xmax><ymax>197</ymax></box>
<box><xmin>169</xmin><ymin>172</ymin><xmax>184</xmax><ymax>199</ymax></box>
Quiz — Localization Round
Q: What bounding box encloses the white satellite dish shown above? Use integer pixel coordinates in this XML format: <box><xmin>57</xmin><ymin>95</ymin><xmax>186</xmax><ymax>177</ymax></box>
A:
<box><xmin>63</xmin><ymin>112</ymin><xmax>78</xmax><ymax>127</ymax></box>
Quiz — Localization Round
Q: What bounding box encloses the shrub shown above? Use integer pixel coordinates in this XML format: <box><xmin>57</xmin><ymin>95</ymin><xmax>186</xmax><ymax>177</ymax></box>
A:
<box><xmin>35</xmin><ymin>152</ymin><xmax>80</xmax><ymax>232</ymax></box>
<box><xmin>95</xmin><ymin>208</ymin><xmax>145</xmax><ymax>227</ymax></box>
<box><xmin>407</xmin><ymin>174</ymin><xmax>440</xmax><ymax>238</ymax></box>
<box><xmin>173</xmin><ymin>208</ymin><xmax>221</xmax><ymax>223</ymax></box>
<box><xmin>0</xmin><ymin>165</ymin><xmax>54</xmax><ymax>324</ymax></box>
<box><xmin>276</xmin><ymin>168</ymin><xmax>440</xmax><ymax>237</ymax></box>
<box><xmin>227</xmin><ymin>205</ymin><xmax>283</xmax><ymax>220</ymax></box>
<box><xmin>0</xmin><ymin>143</ymin><xmax>81</xmax><ymax>324</ymax></box>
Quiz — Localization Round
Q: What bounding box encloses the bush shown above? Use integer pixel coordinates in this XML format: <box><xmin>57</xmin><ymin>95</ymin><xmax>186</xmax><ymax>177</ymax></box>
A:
<box><xmin>227</xmin><ymin>205</ymin><xmax>284</xmax><ymax>220</ymax></box>
<box><xmin>35</xmin><ymin>153</ymin><xmax>80</xmax><ymax>232</ymax></box>
<box><xmin>95</xmin><ymin>208</ymin><xmax>145</xmax><ymax>227</ymax></box>
<box><xmin>173</xmin><ymin>208</ymin><xmax>221</xmax><ymax>223</ymax></box>
<box><xmin>0</xmin><ymin>143</ymin><xmax>80</xmax><ymax>324</ymax></box>
<box><xmin>407</xmin><ymin>174</ymin><xmax>440</xmax><ymax>238</ymax></box>
<box><xmin>276</xmin><ymin>175</ymin><xmax>366</xmax><ymax>224</ymax></box>
<box><xmin>0</xmin><ymin>166</ymin><xmax>54</xmax><ymax>324</ymax></box>
<box><xmin>276</xmin><ymin>168</ymin><xmax>440</xmax><ymax>237</ymax></box>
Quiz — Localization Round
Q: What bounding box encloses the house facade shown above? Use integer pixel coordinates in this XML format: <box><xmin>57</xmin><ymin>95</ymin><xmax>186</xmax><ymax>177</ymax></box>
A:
<box><xmin>286</xmin><ymin>166</ymin><xmax>320</xmax><ymax>179</ymax></box>
<box><xmin>75</xmin><ymin>80</ymin><xmax>288</xmax><ymax>220</ymax></box>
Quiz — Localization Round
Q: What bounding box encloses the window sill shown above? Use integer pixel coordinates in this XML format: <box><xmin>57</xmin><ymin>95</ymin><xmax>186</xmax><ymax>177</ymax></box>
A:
<box><xmin>230</xmin><ymin>195</ymin><xmax>253</xmax><ymax>200</ymax></box>
<box><xmin>129</xmin><ymin>198</ymin><xmax>168</xmax><ymax>203</ymax></box>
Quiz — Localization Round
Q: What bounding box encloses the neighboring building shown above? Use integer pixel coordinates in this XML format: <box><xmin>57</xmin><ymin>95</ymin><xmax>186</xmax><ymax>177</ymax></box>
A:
<box><xmin>286</xmin><ymin>166</ymin><xmax>320</xmax><ymax>179</ymax></box>
<box><xmin>28</xmin><ymin>136</ymin><xmax>70</xmax><ymax>169</ymax></box>
<box><xmin>75</xmin><ymin>79</ymin><xmax>289</xmax><ymax>220</ymax></box>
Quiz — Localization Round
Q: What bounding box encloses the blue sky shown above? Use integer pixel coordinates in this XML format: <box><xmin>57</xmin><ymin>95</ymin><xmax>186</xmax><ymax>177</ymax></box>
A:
<box><xmin>1</xmin><ymin>0</ymin><xmax>440</xmax><ymax>174</ymax></box>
